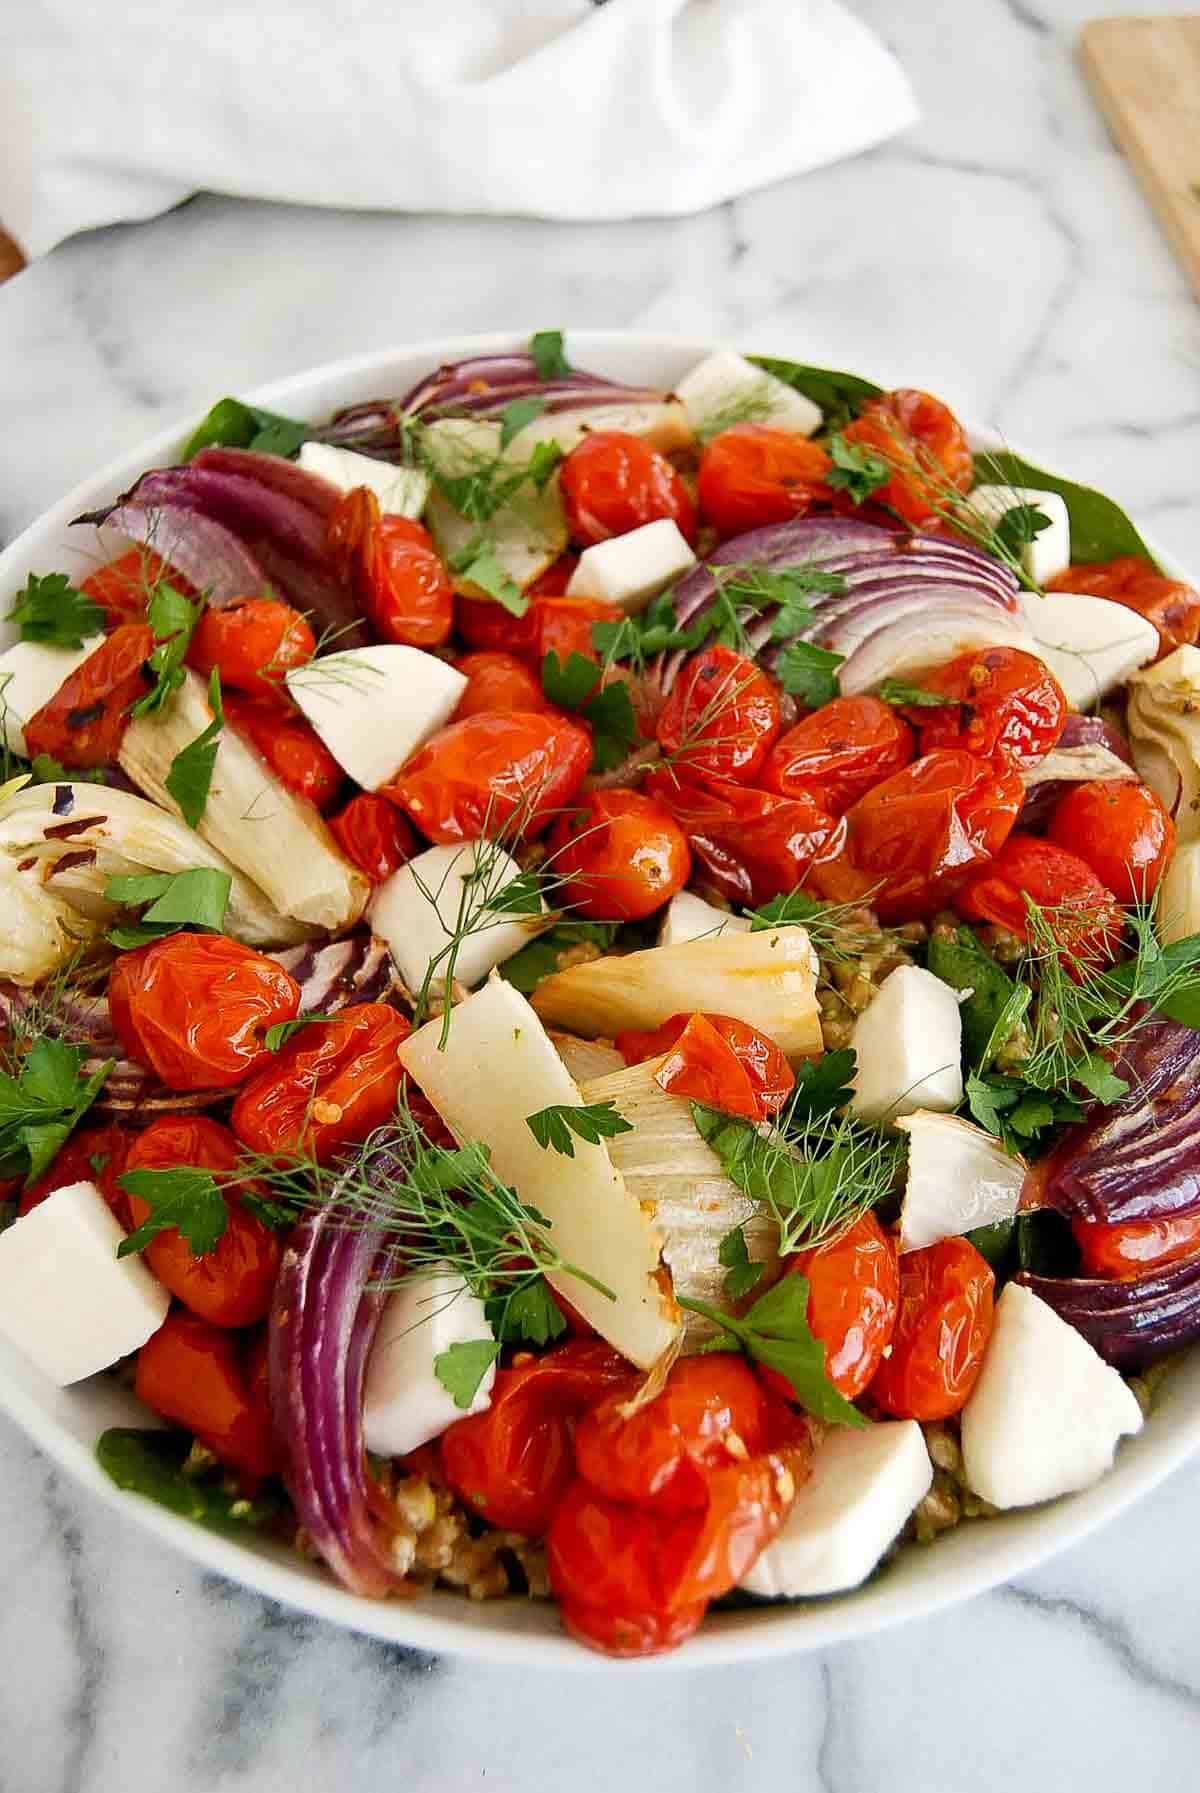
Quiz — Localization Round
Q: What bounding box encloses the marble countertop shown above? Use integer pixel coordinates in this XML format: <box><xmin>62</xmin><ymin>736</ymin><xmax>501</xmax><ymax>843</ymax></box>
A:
<box><xmin>2</xmin><ymin>1</ymin><xmax>1199</xmax><ymax>1786</ymax></box>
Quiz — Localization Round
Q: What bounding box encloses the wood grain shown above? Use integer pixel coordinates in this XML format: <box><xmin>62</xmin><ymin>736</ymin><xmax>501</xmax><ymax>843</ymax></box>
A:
<box><xmin>1079</xmin><ymin>15</ymin><xmax>1200</xmax><ymax>300</ymax></box>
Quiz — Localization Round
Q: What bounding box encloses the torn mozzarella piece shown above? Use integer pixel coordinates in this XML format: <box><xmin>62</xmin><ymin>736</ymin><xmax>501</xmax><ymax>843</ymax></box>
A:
<box><xmin>895</xmin><ymin>1112</ymin><xmax>1024</xmax><ymax>1253</ymax></box>
<box><xmin>566</xmin><ymin>519</ymin><xmax>695</xmax><ymax>613</ymax></box>
<box><xmin>362</xmin><ymin>1265</ymin><xmax>496</xmax><ymax>1457</ymax></box>
<box><xmin>849</xmin><ymin>966</ymin><xmax>963</xmax><ymax>1125</ymax></box>
<box><xmin>656</xmin><ymin>889</ymin><xmax>752</xmax><ymax>948</ymax></box>
<box><xmin>674</xmin><ymin>350</ymin><xmax>822</xmax><ymax>439</ymax></box>
<box><xmin>966</xmin><ymin>485</ymin><xmax>1071</xmax><ymax>585</ymax></box>
<box><xmin>1022</xmin><ymin>589</ymin><xmax>1158</xmax><ymax>711</ymax></box>
<box><xmin>504</xmin><ymin>401</ymin><xmax>693</xmax><ymax>458</ymax></box>
<box><xmin>286</xmin><ymin>645</ymin><xmax>465</xmax><ymax>792</ymax></box>
<box><xmin>0</xmin><ymin>635</ymin><xmax>106</xmax><ymax>758</ymax></box>
<box><xmin>370</xmin><ymin>841</ymin><xmax>546</xmax><ymax>991</ymax></box>
<box><xmin>297</xmin><ymin>441</ymin><xmax>430</xmax><ymax>519</ymax></box>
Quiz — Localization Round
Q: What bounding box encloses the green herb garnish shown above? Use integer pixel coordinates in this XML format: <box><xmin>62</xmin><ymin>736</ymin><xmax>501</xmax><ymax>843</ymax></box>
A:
<box><xmin>529</xmin><ymin>329</ymin><xmax>571</xmax><ymax>381</ymax></box>
<box><xmin>129</xmin><ymin>584</ymin><xmax>202</xmax><ymax>719</ymax></box>
<box><xmin>104</xmin><ymin>866</ymin><xmax>231</xmax><ymax>948</ymax></box>
<box><xmin>526</xmin><ymin>1099</ymin><xmax>634</xmax><ymax>1159</ymax></box>
<box><xmin>434</xmin><ymin>1338</ymin><xmax>503</xmax><ymax>1409</ymax></box>
<box><xmin>0</xmin><ymin>1038</ymin><xmax>111</xmax><ymax>1187</ymax></box>
<box><xmin>541</xmin><ymin>649</ymin><xmax>638</xmax><ymax>772</ymax></box>
<box><xmin>6</xmin><ymin>572</ymin><xmax>103</xmax><ymax>649</ymax></box>
<box><xmin>117</xmin><ymin>1166</ymin><xmax>229</xmax><ymax>1258</ymax></box>
<box><xmin>682</xmin><ymin>1276</ymin><xmax>867</xmax><ymax>1427</ymax></box>
<box><xmin>165</xmin><ymin>669</ymin><xmax>224</xmax><ymax>828</ymax></box>
<box><xmin>825</xmin><ymin>433</ymin><xmax>891</xmax><ymax>505</ymax></box>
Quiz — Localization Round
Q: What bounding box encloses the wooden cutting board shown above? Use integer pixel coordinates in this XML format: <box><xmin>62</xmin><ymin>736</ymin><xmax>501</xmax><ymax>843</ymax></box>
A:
<box><xmin>1079</xmin><ymin>15</ymin><xmax>1200</xmax><ymax>299</ymax></box>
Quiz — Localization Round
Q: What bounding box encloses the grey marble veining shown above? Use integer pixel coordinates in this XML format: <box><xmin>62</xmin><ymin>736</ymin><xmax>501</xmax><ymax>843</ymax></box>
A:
<box><xmin>2</xmin><ymin>2</ymin><xmax>1199</xmax><ymax>1786</ymax></box>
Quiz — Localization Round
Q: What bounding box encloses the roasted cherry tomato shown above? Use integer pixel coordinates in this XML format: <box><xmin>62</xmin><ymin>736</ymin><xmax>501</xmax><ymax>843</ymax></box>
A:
<box><xmin>615</xmin><ymin>1011</ymin><xmax>794</xmax><ymax>1122</ymax></box>
<box><xmin>646</xmin><ymin>768</ymin><xmax>844</xmax><ymax>906</ymax></box>
<box><xmin>23</xmin><ymin>623</ymin><xmax>154</xmax><ymax>768</ymax></box>
<box><xmin>383</xmin><ymin>710</ymin><xmax>592</xmax><ymax>844</ymax></box>
<box><xmin>560</xmin><ymin>431</ymin><xmax>696</xmax><ymax>547</ymax></box>
<box><xmin>108</xmin><ymin>933</ymin><xmax>301</xmax><ymax>1092</ymax></box>
<box><xmin>870</xmin><ymin>1237</ymin><xmax>995</xmax><ymax>1420</ymax></box>
<box><xmin>1072</xmin><ymin>1212</ymin><xmax>1200</xmax><ymax>1280</ymax></box>
<box><xmin>760</xmin><ymin>1213</ymin><xmax>899</xmax><ymax>1403</ymax></box>
<box><xmin>1048</xmin><ymin>556</ymin><xmax>1200</xmax><ymax>658</ymax></box>
<box><xmin>842</xmin><ymin>749</ymin><xmax>1024</xmax><ymax>920</ymax></box>
<box><xmin>655</xmin><ymin>645</ymin><xmax>782</xmax><ymax>783</ymax></box>
<box><xmin>328</xmin><ymin>792</ymin><xmax>416</xmax><ymax>883</ymax></box>
<box><xmin>761</xmin><ymin>695</ymin><xmax>914</xmax><ymax>813</ymax></box>
<box><xmin>527</xmin><ymin>555</ymin><xmax>580</xmax><ymax>597</ymax></box>
<box><xmin>439</xmin><ymin>1339</ymin><xmax>636</xmax><ymax>1535</ymax></box>
<box><xmin>549</xmin><ymin>790</ymin><xmax>690</xmax><ymax>922</ymax></box>
<box><xmin>840</xmin><ymin>388</ymin><xmax>973</xmax><ymax>526</ymax></box>
<box><xmin>456</xmin><ymin>593</ymin><xmax>621</xmax><ymax>667</ymax></box>
<box><xmin>326</xmin><ymin>487</ymin><xmax>453</xmax><ymax>648</ymax></box>
<box><xmin>231</xmin><ymin>1003</ymin><xmax>411</xmax><ymax>1163</ymax></box>
<box><xmin>955</xmin><ymin>832</ymin><xmax>1123</xmax><ymax>966</ymax></box>
<box><xmin>696</xmin><ymin>424</ymin><xmax>832</xmax><ymax>538</ymax></box>
<box><xmin>123</xmin><ymin>1114</ymin><xmax>280</xmax><ymax>1327</ymax></box>
<box><xmin>81</xmin><ymin>547</ymin><xmax>193</xmax><ymax>626</ymax></box>
<box><xmin>1048</xmin><ymin>779</ymin><xmax>1176</xmax><ymax>906</ymax></box>
<box><xmin>135</xmin><ymin>1310</ymin><xmax>277</xmax><ymax>1482</ymax></box>
<box><xmin>18</xmin><ymin>1123</ymin><xmax>131</xmax><ymax>1223</ymax></box>
<box><xmin>910</xmin><ymin>646</ymin><xmax>1067</xmax><ymax>770</ymax></box>
<box><xmin>452</xmin><ymin>651</ymin><xmax>551</xmax><ymax>719</ymax></box>
<box><xmin>188</xmin><ymin>597</ymin><xmax>315</xmax><ymax>696</ymax></box>
<box><xmin>223</xmin><ymin>693</ymin><xmax>343</xmax><ymax>808</ymax></box>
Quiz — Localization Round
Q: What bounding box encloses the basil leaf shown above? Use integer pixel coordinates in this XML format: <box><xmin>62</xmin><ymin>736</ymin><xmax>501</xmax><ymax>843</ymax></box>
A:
<box><xmin>183</xmin><ymin>397</ymin><xmax>308</xmax><ymax>461</ymax></box>
<box><xmin>975</xmin><ymin>450</ymin><xmax>1157</xmax><ymax>565</ymax></box>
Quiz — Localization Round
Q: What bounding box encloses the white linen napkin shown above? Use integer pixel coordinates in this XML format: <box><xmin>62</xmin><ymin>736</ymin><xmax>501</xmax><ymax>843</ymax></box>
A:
<box><xmin>0</xmin><ymin>0</ymin><xmax>917</xmax><ymax>258</ymax></box>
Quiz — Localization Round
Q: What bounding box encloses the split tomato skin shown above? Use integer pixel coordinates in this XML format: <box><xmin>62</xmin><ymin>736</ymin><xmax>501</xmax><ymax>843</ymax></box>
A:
<box><xmin>560</xmin><ymin>431</ymin><xmax>696</xmax><ymax>547</ymax></box>
<box><xmin>840</xmin><ymin>388</ymin><xmax>973</xmax><ymax>525</ymax></box>
<box><xmin>761</xmin><ymin>1213</ymin><xmax>899</xmax><ymax>1403</ymax></box>
<box><xmin>550</xmin><ymin>790</ymin><xmax>691</xmax><ymax>922</ymax></box>
<box><xmin>955</xmin><ymin>831</ymin><xmax>1123</xmax><ymax>965</ymax></box>
<box><xmin>224</xmin><ymin>693</ymin><xmax>343</xmax><ymax>808</ymax></box>
<box><xmin>761</xmin><ymin>695</ymin><xmax>914</xmax><ymax>813</ymax></box>
<box><xmin>696</xmin><ymin>424</ymin><xmax>832</xmax><ymax>537</ymax></box>
<box><xmin>910</xmin><ymin>646</ymin><xmax>1067</xmax><ymax>770</ymax></box>
<box><xmin>328</xmin><ymin>791</ymin><xmax>416</xmax><ymax>883</ymax></box>
<box><xmin>452</xmin><ymin>651</ymin><xmax>551</xmax><ymax>719</ymax></box>
<box><xmin>870</xmin><ymin>1237</ymin><xmax>995</xmax><ymax>1421</ymax></box>
<box><xmin>616</xmin><ymin>1011</ymin><xmax>794</xmax><ymax>1122</ymax></box>
<box><xmin>135</xmin><ymin>1310</ymin><xmax>277</xmax><ymax>1483</ymax></box>
<box><xmin>231</xmin><ymin>1003</ymin><xmax>411</xmax><ymax>1163</ymax></box>
<box><xmin>187</xmin><ymin>597</ymin><xmax>316</xmax><ymax>695</ymax></box>
<box><xmin>383</xmin><ymin>710</ymin><xmax>592</xmax><ymax>844</ymax></box>
<box><xmin>655</xmin><ymin>645</ymin><xmax>782</xmax><ymax>783</ymax></box>
<box><xmin>1048</xmin><ymin>556</ymin><xmax>1200</xmax><ymax>658</ymax></box>
<box><xmin>1048</xmin><ymin>779</ymin><xmax>1175</xmax><ymax>906</ymax></box>
<box><xmin>646</xmin><ymin>768</ymin><xmax>844</xmax><ymax>906</ymax></box>
<box><xmin>24</xmin><ymin>623</ymin><xmax>154</xmax><ymax>768</ymax></box>
<box><xmin>1072</xmin><ymin>1211</ymin><xmax>1200</xmax><ymax>1280</ymax></box>
<box><xmin>108</xmin><ymin>933</ymin><xmax>302</xmax><ymax>1092</ymax></box>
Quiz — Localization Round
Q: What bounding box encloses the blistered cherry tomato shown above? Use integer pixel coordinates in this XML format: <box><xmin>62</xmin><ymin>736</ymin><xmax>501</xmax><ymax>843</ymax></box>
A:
<box><xmin>81</xmin><ymin>547</ymin><xmax>192</xmax><ymax>627</ymax></box>
<box><xmin>123</xmin><ymin>1115</ymin><xmax>280</xmax><ymax>1327</ymax></box>
<box><xmin>231</xmin><ymin>1003</ymin><xmax>411</xmax><ymax>1163</ymax></box>
<box><xmin>1072</xmin><ymin>1211</ymin><xmax>1200</xmax><ymax>1280</ymax></box>
<box><xmin>326</xmin><ymin>487</ymin><xmax>453</xmax><ymax>648</ymax></box>
<box><xmin>842</xmin><ymin>749</ymin><xmax>1024</xmax><ymax>919</ymax></box>
<box><xmin>646</xmin><ymin>768</ymin><xmax>844</xmax><ymax>906</ymax></box>
<box><xmin>549</xmin><ymin>790</ymin><xmax>690</xmax><ymax>922</ymax></box>
<box><xmin>840</xmin><ymin>389</ymin><xmax>973</xmax><ymax>526</ymax></box>
<box><xmin>696</xmin><ymin>425</ymin><xmax>832</xmax><ymax>538</ymax></box>
<box><xmin>1048</xmin><ymin>779</ymin><xmax>1175</xmax><ymax>906</ymax></box>
<box><xmin>911</xmin><ymin>646</ymin><xmax>1067</xmax><ymax>770</ymax></box>
<box><xmin>224</xmin><ymin>693</ymin><xmax>343</xmax><ymax>808</ymax></box>
<box><xmin>108</xmin><ymin>934</ymin><xmax>301</xmax><ymax>1092</ymax></box>
<box><xmin>439</xmin><ymin>1339</ymin><xmax>636</xmax><ymax>1535</ymax></box>
<box><xmin>955</xmin><ymin>832</ymin><xmax>1123</xmax><ymax>965</ymax></box>
<box><xmin>1048</xmin><ymin>557</ymin><xmax>1200</xmax><ymax>658</ymax></box>
<box><xmin>870</xmin><ymin>1237</ymin><xmax>994</xmax><ymax>1420</ymax></box>
<box><xmin>453</xmin><ymin>651</ymin><xmax>550</xmax><ymax>719</ymax></box>
<box><xmin>24</xmin><ymin>623</ymin><xmax>154</xmax><ymax>768</ymax></box>
<box><xmin>761</xmin><ymin>696</ymin><xmax>914</xmax><ymax>813</ymax></box>
<box><xmin>560</xmin><ymin>432</ymin><xmax>696</xmax><ymax>547</ymax></box>
<box><xmin>456</xmin><ymin>593</ymin><xmax>621</xmax><ymax>667</ymax></box>
<box><xmin>135</xmin><ymin>1310</ymin><xmax>277</xmax><ymax>1482</ymax></box>
<box><xmin>655</xmin><ymin>645</ymin><xmax>782</xmax><ymax>783</ymax></box>
<box><xmin>18</xmin><ymin>1124</ymin><xmax>131</xmax><ymax>1223</ymax></box>
<box><xmin>760</xmin><ymin>1213</ymin><xmax>899</xmax><ymax>1403</ymax></box>
<box><xmin>188</xmin><ymin>597</ymin><xmax>315</xmax><ymax>696</ymax></box>
<box><xmin>616</xmin><ymin>1011</ymin><xmax>794</xmax><ymax>1121</ymax></box>
<box><xmin>328</xmin><ymin>792</ymin><xmax>416</xmax><ymax>883</ymax></box>
<box><xmin>383</xmin><ymin>710</ymin><xmax>592</xmax><ymax>844</ymax></box>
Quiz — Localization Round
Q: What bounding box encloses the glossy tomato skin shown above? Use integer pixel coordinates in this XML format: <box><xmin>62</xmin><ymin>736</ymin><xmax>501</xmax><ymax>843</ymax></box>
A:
<box><xmin>1072</xmin><ymin>1212</ymin><xmax>1200</xmax><ymax>1280</ymax></box>
<box><xmin>383</xmin><ymin>710</ymin><xmax>592</xmax><ymax>844</ymax></box>
<box><xmin>645</xmin><ymin>768</ymin><xmax>844</xmax><ymax>906</ymax></box>
<box><xmin>224</xmin><ymin>693</ymin><xmax>343</xmax><ymax>808</ymax></box>
<box><xmin>24</xmin><ymin>623</ymin><xmax>154</xmax><ymax>768</ymax></box>
<box><xmin>912</xmin><ymin>647</ymin><xmax>1067</xmax><ymax>770</ymax></box>
<box><xmin>123</xmin><ymin>1114</ymin><xmax>280</xmax><ymax>1327</ymax></box>
<box><xmin>871</xmin><ymin>1237</ymin><xmax>994</xmax><ymax>1420</ymax></box>
<box><xmin>840</xmin><ymin>388</ymin><xmax>973</xmax><ymax>526</ymax></box>
<box><xmin>439</xmin><ymin>1339</ymin><xmax>636</xmax><ymax>1535</ymax></box>
<box><xmin>761</xmin><ymin>696</ymin><xmax>914</xmax><ymax>813</ymax></box>
<box><xmin>187</xmin><ymin>598</ymin><xmax>315</xmax><ymax>695</ymax></box>
<box><xmin>328</xmin><ymin>792</ymin><xmax>416</xmax><ymax>883</ymax></box>
<box><xmin>842</xmin><ymin>749</ymin><xmax>1024</xmax><ymax>920</ymax></box>
<box><xmin>108</xmin><ymin>933</ymin><xmax>301</xmax><ymax>1092</ymax></box>
<box><xmin>550</xmin><ymin>790</ymin><xmax>690</xmax><ymax>922</ymax></box>
<box><xmin>696</xmin><ymin>425</ymin><xmax>832</xmax><ymax>538</ymax></box>
<box><xmin>18</xmin><ymin>1123</ymin><xmax>132</xmax><ymax>1223</ymax></box>
<box><xmin>762</xmin><ymin>1213</ymin><xmax>899</xmax><ymax>1402</ymax></box>
<box><xmin>231</xmin><ymin>1003</ymin><xmax>411</xmax><ymax>1163</ymax></box>
<box><xmin>1048</xmin><ymin>779</ymin><xmax>1175</xmax><ymax>906</ymax></box>
<box><xmin>1048</xmin><ymin>557</ymin><xmax>1200</xmax><ymax>658</ymax></box>
<box><xmin>560</xmin><ymin>432</ymin><xmax>696</xmax><ymax>547</ymax></box>
<box><xmin>452</xmin><ymin>651</ymin><xmax>550</xmax><ymax>719</ymax></box>
<box><xmin>367</xmin><ymin>514</ymin><xmax>454</xmax><ymax>647</ymax></box>
<box><xmin>135</xmin><ymin>1310</ymin><xmax>277</xmax><ymax>1482</ymax></box>
<box><xmin>655</xmin><ymin>645</ymin><xmax>782</xmax><ymax>783</ymax></box>
<box><xmin>955</xmin><ymin>832</ymin><xmax>1123</xmax><ymax>965</ymax></box>
<box><xmin>615</xmin><ymin>1011</ymin><xmax>794</xmax><ymax>1122</ymax></box>
<box><xmin>455</xmin><ymin>591</ymin><xmax>621</xmax><ymax>668</ymax></box>
<box><xmin>81</xmin><ymin>548</ymin><xmax>193</xmax><ymax>627</ymax></box>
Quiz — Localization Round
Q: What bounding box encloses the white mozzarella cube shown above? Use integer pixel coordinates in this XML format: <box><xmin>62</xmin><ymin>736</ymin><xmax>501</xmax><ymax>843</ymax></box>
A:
<box><xmin>742</xmin><ymin>1422</ymin><xmax>932</xmax><ymax>1599</ymax></box>
<box><xmin>362</xmin><ymin>1264</ymin><xmax>496</xmax><ymax>1458</ymax></box>
<box><xmin>0</xmin><ymin>1182</ymin><xmax>169</xmax><ymax>1385</ymax></box>
<box><xmin>849</xmin><ymin>966</ymin><xmax>963</xmax><ymax>1126</ymax></box>
<box><xmin>298</xmin><ymin>441</ymin><xmax>430</xmax><ymax>519</ymax></box>
<box><xmin>0</xmin><ymin>636</ymin><xmax>106</xmax><ymax>759</ymax></box>
<box><xmin>961</xmin><ymin>1283</ymin><xmax>1143</xmax><ymax>1510</ymax></box>
<box><xmin>567</xmin><ymin>520</ymin><xmax>696</xmax><ymax>614</ymax></box>
<box><xmin>1023</xmin><ymin>589</ymin><xmax>1158</xmax><ymax>711</ymax></box>
<box><xmin>657</xmin><ymin>889</ymin><xmax>752</xmax><ymax>947</ymax></box>
<box><xmin>371</xmin><ymin>841</ymin><xmax>545</xmax><ymax>992</ymax></box>
<box><xmin>674</xmin><ymin>350</ymin><xmax>823</xmax><ymax>439</ymax></box>
<box><xmin>895</xmin><ymin>1111</ymin><xmax>1024</xmax><ymax>1253</ymax></box>
<box><xmin>966</xmin><ymin>485</ymin><xmax>1071</xmax><ymax>585</ymax></box>
<box><xmin>286</xmin><ymin>645</ymin><xmax>465</xmax><ymax>792</ymax></box>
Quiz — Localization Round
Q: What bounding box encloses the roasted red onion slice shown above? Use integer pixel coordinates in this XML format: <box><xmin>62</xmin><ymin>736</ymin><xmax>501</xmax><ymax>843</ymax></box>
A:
<box><xmin>1019</xmin><ymin>1253</ymin><xmax>1200</xmax><ymax>1369</ymax></box>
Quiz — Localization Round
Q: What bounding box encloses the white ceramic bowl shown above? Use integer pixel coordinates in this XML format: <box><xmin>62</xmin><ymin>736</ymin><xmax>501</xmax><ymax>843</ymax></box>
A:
<box><xmin>2</xmin><ymin>331</ymin><xmax>1197</xmax><ymax>1670</ymax></box>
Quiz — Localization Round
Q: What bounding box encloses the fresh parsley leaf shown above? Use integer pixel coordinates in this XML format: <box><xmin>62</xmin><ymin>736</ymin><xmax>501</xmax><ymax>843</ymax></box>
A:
<box><xmin>117</xmin><ymin>1167</ymin><xmax>229</xmax><ymax>1258</ymax></box>
<box><xmin>104</xmin><ymin>866</ymin><xmax>232</xmax><ymax>947</ymax></box>
<box><xmin>488</xmin><ymin>1277</ymin><xmax>568</xmax><ymax>1346</ymax></box>
<box><xmin>501</xmin><ymin>922</ymin><xmax>620</xmax><ymax>995</ymax></box>
<box><xmin>0</xmin><ymin>1039</ymin><xmax>111</xmax><ymax>1186</ymax></box>
<box><xmin>718</xmin><ymin>1225</ymin><xmax>766</xmax><ymax>1302</ymax></box>
<box><xmin>498</xmin><ymin>396</ymin><xmax>546</xmax><ymax>448</ymax></box>
<box><xmin>773</xmin><ymin>640</ymin><xmax>844</xmax><ymax>705</ymax></box>
<box><xmin>526</xmin><ymin>1100</ymin><xmax>634</xmax><ymax>1158</ymax></box>
<box><xmin>1070</xmin><ymin>1052</ymin><xmax>1129</xmax><ymax>1104</ymax></box>
<box><xmin>680</xmin><ymin>1278</ymin><xmax>867</xmax><ymax>1427</ymax></box>
<box><xmin>825</xmin><ymin>433</ymin><xmax>892</xmax><ymax>505</ymax></box>
<box><xmin>541</xmin><ymin>650</ymin><xmax>637</xmax><ymax>773</ymax></box>
<box><xmin>433</xmin><ymin>1338</ymin><xmax>502</xmax><ymax>1409</ymax></box>
<box><xmin>994</xmin><ymin>503</ymin><xmax>1052</xmax><ymax>557</ymax></box>
<box><xmin>264</xmin><ymin>1013</ymin><xmax>334</xmax><ymax>1052</ymax></box>
<box><xmin>874</xmin><ymin>678</ymin><xmax>947</xmax><ymax>708</ymax></box>
<box><xmin>182</xmin><ymin>397</ymin><xmax>308</xmax><ymax>461</ymax></box>
<box><xmin>526</xmin><ymin>440</ymin><xmax>564</xmax><ymax>491</ymax></box>
<box><xmin>966</xmin><ymin>1069</ymin><xmax>1083</xmax><ymax>1152</ymax></box>
<box><xmin>448</xmin><ymin>540</ymin><xmax>528</xmax><ymax>616</ymax></box>
<box><xmin>130</xmin><ymin>585</ymin><xmax>201</xmax><ymax>719</ymax></box>
<box><xmin>6</xmin><ymin>573</ymin><xmax>103</xmax><ymax>649</ymax></box>
<box><xmin>529</xmin><ymin>329</ymin><xmax>570</xmax><ymax>381</ymax></box>
<box><xmin>790</xmin><ymin>1049</ymin><xmax>857</xmax><ymax>1118</ymax></box>
<box><xmin>165</xmin><ymin>669</ymin><xmax>224</xmax><ymax>828</ymax></box>
<box><xmin>540</xmin><ymin>650</ymin><xmax>596</xmax><ymax>710</ymax></box>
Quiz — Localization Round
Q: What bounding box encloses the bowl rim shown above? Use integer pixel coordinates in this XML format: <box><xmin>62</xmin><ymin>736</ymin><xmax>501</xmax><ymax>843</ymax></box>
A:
<box><xmin>1</xmin><ymin>327</ymin><xmax>1196</xmax><ymax>1671</ymax></box>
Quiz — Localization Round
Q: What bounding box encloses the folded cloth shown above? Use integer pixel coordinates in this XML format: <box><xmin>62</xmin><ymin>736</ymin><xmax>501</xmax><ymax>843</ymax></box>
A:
<box><xmin>0</xmin><ymin>0</ymin><xmax>917</xmax><ymax>258</ymax></box>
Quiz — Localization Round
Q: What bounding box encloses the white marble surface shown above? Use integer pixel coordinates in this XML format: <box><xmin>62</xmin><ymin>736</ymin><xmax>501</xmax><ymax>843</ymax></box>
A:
<box><xmin>2</xmin><ymin>1</ymin><xmax>1200</xmax><ymax>1785</ymax></box>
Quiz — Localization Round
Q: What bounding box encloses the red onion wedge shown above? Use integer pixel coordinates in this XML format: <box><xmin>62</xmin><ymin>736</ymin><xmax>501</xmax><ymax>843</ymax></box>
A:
<box><xmin>1018</xmin><ymin>1253</ymin><xmax>1200</xmax><ymax>1369</ymax></box>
